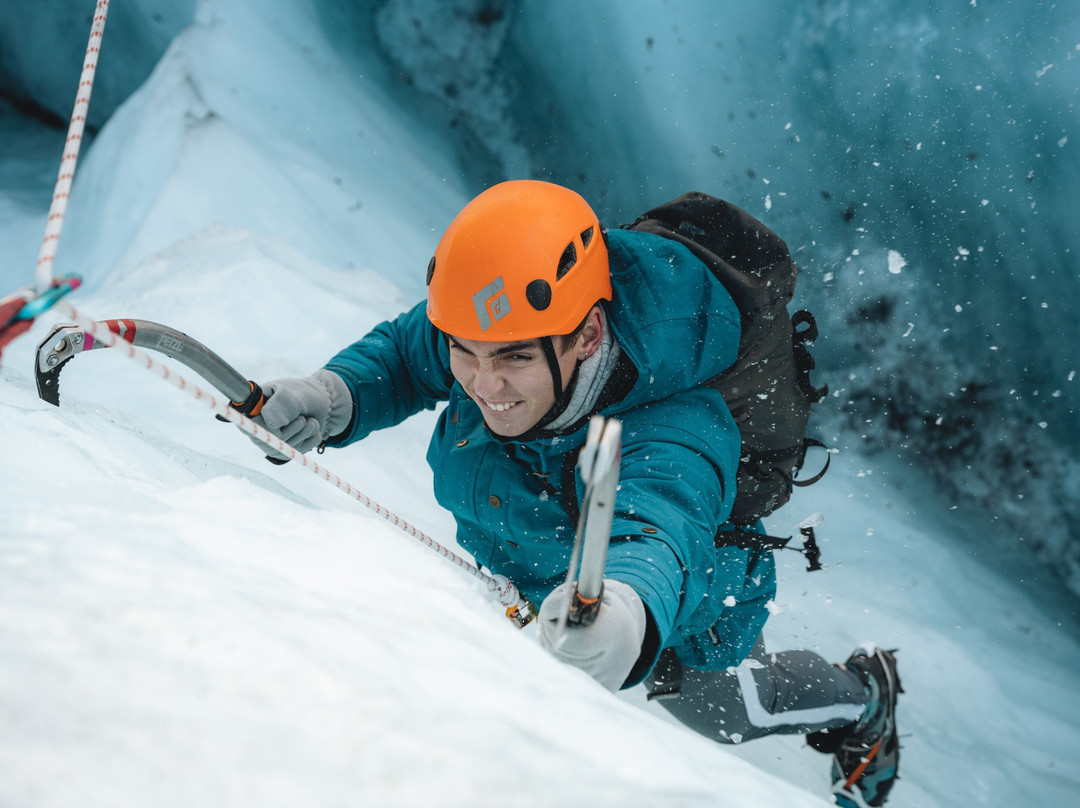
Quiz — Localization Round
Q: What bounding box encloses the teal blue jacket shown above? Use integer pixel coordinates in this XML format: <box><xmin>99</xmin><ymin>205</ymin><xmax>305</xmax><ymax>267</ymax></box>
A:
<box><xmin>324</xmin><ymin>228</ymin><xmax>776</xmax><ymax>683</ymax></box>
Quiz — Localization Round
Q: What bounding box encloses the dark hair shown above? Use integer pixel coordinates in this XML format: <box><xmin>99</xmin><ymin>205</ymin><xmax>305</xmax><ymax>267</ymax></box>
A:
<box><xmin>556</xmin><ymin>306</ymin><xmax>596</xmax><ymax>352</ymax></box>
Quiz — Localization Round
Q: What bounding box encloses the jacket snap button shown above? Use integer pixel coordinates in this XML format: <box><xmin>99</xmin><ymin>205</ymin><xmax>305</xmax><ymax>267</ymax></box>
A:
<box><xmin>642</xmin><ymin>526</ymin><xmax>659</xmax><ymax>534</ymax></box>
<box><xmin>488</xmin><ymin>495</ymin><xmax>502</xmax><ymax>508</ymax></box>
<box><xmin>456</xmin><ymin>439</ymin><xmax>468</xmax><ymax>447</ymax></box>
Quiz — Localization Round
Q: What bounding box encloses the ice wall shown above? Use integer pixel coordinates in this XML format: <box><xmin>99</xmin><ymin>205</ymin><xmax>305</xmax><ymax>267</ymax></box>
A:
<box><xmin>3</xmin><ymin>0</ymin><xmax>1079</xmax><ymax>592</ymax></box>
<box><xmin>0</xmin><ymin>0</ymin><xmax>195</xmax><ymax>130</ymax></box>
<box><xmin>375</xmin><ymin>0</ymin><xmax>1080</xmax><ymax>592</ymax></box>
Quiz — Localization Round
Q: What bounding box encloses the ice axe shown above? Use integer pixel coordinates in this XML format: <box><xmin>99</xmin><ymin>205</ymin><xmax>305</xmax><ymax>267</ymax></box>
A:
<box><xmin>561</xmin><ymin>415</ymin><xmax>622</xmax><ymax>627</ymax></box>
<box><xmin>34</xmin><ymin>318</ymin><xmax>282</xmax><ymax>459</ymax></box>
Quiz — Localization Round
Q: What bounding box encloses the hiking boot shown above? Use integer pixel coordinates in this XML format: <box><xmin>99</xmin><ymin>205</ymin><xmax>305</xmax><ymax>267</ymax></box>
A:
<box><xmin>808</xmin><ymin>645</ymin><xmax>903</xmax><ymax>807</ymax></box>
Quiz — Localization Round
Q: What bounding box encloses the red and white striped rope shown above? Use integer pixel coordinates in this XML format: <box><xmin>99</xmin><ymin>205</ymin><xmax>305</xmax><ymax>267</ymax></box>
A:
<box><xmin>52</xmin><ymin>299</ymin><xmax>527</xmax><ymax>613</ymax></box>
<box><xmin>35</xmin><ymin>0</ymin><xmax>110</xmax><ymax>293</ymax></box>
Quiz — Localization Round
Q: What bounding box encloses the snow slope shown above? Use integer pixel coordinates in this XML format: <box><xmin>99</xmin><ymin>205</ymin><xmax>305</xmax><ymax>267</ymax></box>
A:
<box><xmin>3</xmin><ymin>2</ymin><xmax>1080</xmax><ymax>806</ymax></box>
<box><xmin>5</xmin><ymin>224</ymin><xmax>1080</xmax><ymax>807</ymax></box>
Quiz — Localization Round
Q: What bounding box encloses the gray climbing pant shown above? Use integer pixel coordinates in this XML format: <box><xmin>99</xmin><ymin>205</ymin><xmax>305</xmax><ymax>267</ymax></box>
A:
<box><xmin>645</xmin><ymin>637</ymin><xmax>868</xmax><ymax>744</ymax></box>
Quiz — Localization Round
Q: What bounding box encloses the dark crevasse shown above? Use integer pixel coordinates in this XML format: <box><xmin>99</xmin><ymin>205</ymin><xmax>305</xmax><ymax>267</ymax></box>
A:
<box><xmin>0</xmin><ymin>0</ymin><xmax>195</xmax><ymax>131</ymax></box>
<box><xmin>0</xmin><ymin>0</ymin><xmax>195</xmax><ymax>282</ymax></box>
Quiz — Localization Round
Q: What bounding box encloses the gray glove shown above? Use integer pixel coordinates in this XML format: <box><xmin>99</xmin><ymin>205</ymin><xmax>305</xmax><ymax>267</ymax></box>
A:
<box><xmin>537</xmin><ymin>579</ymin><xmax>647</xmax><ymax>691</ymax></box>
<box><xmin>250</xmin><ymin>369</ymin><xmax>353</xmax><ymax>460</ymax></box>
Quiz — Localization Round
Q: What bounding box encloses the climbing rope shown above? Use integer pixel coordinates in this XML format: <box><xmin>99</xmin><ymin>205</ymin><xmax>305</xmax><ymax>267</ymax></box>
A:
<box><xmin>1</xmin><ymin>1</ymin><xmax>105</xmax><ymax>359</ymax></box>
<box><xmin>35</xmin><ymin>0</ymin><xmax>110</xmax><ymax>293</ymax></box>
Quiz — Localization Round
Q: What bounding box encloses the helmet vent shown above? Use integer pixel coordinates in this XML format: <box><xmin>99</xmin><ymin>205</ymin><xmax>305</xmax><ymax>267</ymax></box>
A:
<box><xmin>426</xmin><ymin>256</ymin><xmax>436</xmax><ymax>285</ymax></box>
<box><xmin>556</xmin><ymin>242</ymin><xmax>577</xmax><ymax>280</ymax></box>
<box><xmin>580</xmin><ymin>226</ymin><xmax>594</xmax><ymax>248</ymax></box>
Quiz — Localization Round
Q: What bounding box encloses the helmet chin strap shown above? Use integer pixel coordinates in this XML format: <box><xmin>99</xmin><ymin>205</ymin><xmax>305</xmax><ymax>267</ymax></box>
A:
<box><xmin>539</xmin><ymin>336</ymin><xmax>564</xmax><ymax>402</ymax></box>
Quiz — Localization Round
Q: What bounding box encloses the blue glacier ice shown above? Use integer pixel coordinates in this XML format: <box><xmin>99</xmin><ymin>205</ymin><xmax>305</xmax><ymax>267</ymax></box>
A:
<box><xmin>1</xmin><ymin>3</ymin><xmax>1079</xmax><ymax>805</ymax></box>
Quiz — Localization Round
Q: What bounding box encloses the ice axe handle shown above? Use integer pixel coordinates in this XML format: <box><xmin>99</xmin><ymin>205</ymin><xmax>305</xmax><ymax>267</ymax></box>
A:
<box><xmin>231</xmin><ymin>380</ymin><xmax>268</xmax><ymax>417</ymax></box>
<box><xmin>222</xmin><ymin>381</ymin><xmax>289</xmax><ymax>466</ymax></box>
<box><xmin>566</xmin><ymin>417</ymin><xmax>621</xmax><ymax>627</ymax></box>
<box><xmin>236</xmin><ymin>381</ymin><xmax>292</xmax><ymax>465</ymax></box>
<box><xmin>567</xmin><ymin>584</ymin><xmax>603</xmax><ymax>626</ymax></box>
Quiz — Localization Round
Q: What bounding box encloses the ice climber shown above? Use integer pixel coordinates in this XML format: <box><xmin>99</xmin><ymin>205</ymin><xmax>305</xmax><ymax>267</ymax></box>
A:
<box><xmin>246</xmin><ymin>180</ymin><xmax>903</xmax><ymax>807</ymax></box>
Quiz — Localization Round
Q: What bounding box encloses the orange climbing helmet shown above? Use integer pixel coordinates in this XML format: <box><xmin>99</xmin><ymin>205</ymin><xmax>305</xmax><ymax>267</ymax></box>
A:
<box><xmin>426</xmin><ymin>180</ymin><xmax>612</xmax><ymax>341</ymax></box>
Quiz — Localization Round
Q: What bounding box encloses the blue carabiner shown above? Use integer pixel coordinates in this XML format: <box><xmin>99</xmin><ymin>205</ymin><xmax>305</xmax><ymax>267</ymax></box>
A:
<box><xmin>14</xmin><ymin>275</ymin><xmax>83</xmax><ymax>321</ymax></box>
